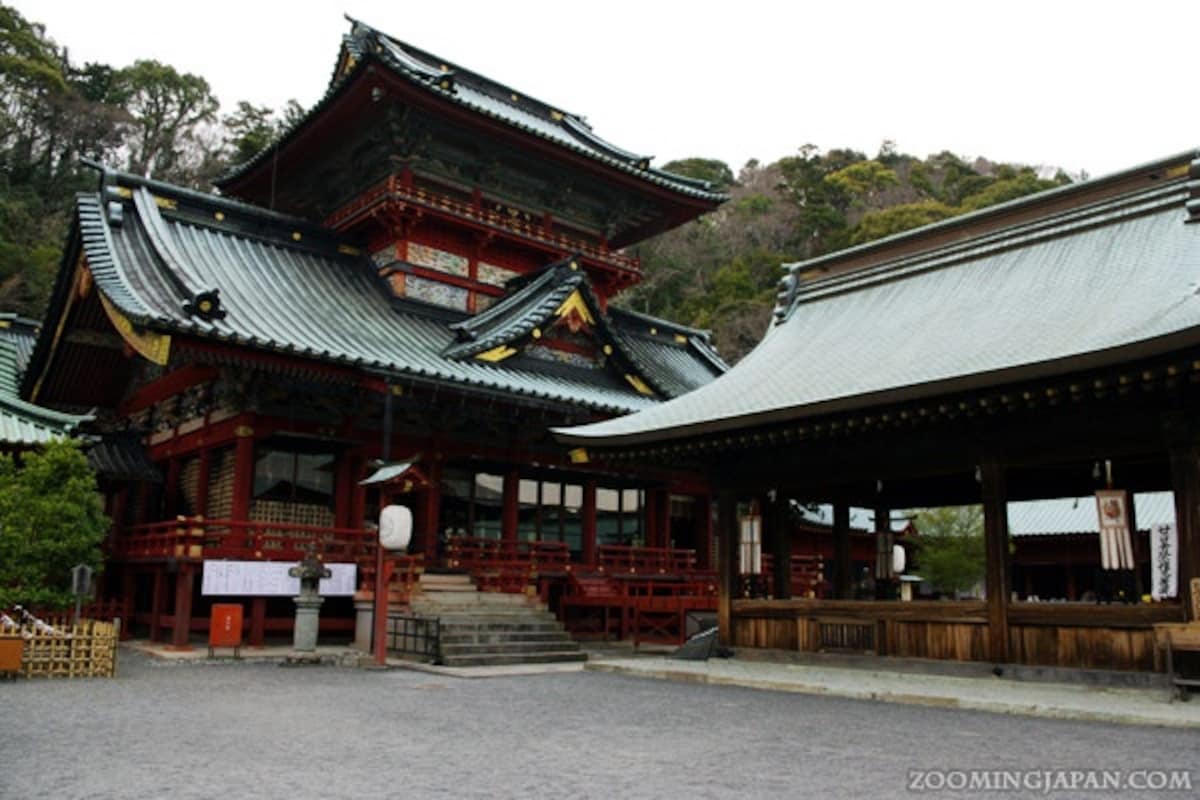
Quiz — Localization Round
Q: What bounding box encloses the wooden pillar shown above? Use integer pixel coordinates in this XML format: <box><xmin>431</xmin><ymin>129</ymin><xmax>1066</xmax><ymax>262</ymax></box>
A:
<box><xmin>333</xmin><ymin>453</ymin><xmax>353</xmax><ymax>529</ymax></box>
<box><xmin>657</xmin><ymin>489</ymin><xmax>672</xmax><ymax>549</ymax></box>
<box><xmin>1066</xmin><ymin>566</ymin><xmax>1078</xmax><ymax>602</ymax></box>
<box><xmin>120</xmin><ymin>568</ymin><xmax>136</xmax><ymax>640</ymax></box>
<box><xmin>163</xmin><ymin>459</ymin><xmax>181</xmax><ymax>518</ymax></box>
<box><xmin>717</xmin><ymin>490</ymin><xmax>738</xmax><ymax>647</ymax></box>
<box><xmin>981</xmin><ymin>459</ymin><xmax>1010</xmax><ymax>662</ymax></box>
<box><xmin>832</xmin><ymin>502</ymin><xmax>851</xmax><ymax>599</ymax></box>
<box><xmin>195</xmin><ymin>449</ymin><xmax>211</xmax><ymax>518</ymax></box>
<box><xmin>874</xmin><ymin>501</ymin><xmax>892</xmax><ymax>599</ymax></box>
<box><xmin>644</xmin><ymin>490</ymin><xmax>659</xmax><ymax>548</ymax></box>
<box><xmin>581</xmin><ymin>481</ymin><xmax>597</xmax><ymax>567</ymax></box>
<box><xmin>501</xmin><ymin>470</ymin><xmax>519</xmax><ymax>543</ymax></box>
<box><xmin>111</xmin><ymin>487</ymin><xmax>129</xmax><ymax>538</ymax></box>
<box><xmin>350</xmin><ymin>452</ymin><xmax>367</xmax><ymax>528</ymax></box>
<box><xmin>695</xmin><ymin>495</ymin><xmax>713</xmax><ymax>570</ymax></box>
<box><xmin>422</xmin><ymin>459</ymin><xmax>442</xmax><ymax>561</ymax></box>
<box><xmin>1170</xmin><ymin>444</ymin><xmax>1200</xmax><ymax>620</ymax></box>
<box><xmin>770</xmin><ymin>494</ymin><xmax>791</xmax><ymax>600</ymax></box>
<box><xmin>249</xmin><ymin>597</ymin><xmax>267</xmax><ymax>647</ymax></box>
<box><xmin>230</xmin><ymin>425</ymin><xmax>256</xmax><ymax>522</ymax></box>
<box><xmin>149</xmin><ymin>567</ymin><xmax>165</xmax><ymax>642</ymax></box>
<box><xmin>170</xmin><ymin>564</ymin><xmax>194</xmax><ymax>650</ymax></box>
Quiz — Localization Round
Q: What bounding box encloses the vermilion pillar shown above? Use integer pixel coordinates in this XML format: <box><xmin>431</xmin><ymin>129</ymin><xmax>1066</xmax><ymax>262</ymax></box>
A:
<box><xmin>502</xmin><ymin>470</ymin><xmax>519</xmax><ymax>543</ymax></box>
<box><xmin>170</xmin><ymin>564</ymin><xmax>194</xmax><ymax>650</ymax></box>
<box><xmin>581</xmin><ymin>481</ymin><xmax>597</xmax><ymax>567</ymax></box>
<box><xmin>230</xmin><ymin>423</ymin><xmax>256</xmax><ymax>522</ymax></box>
<box><xmin>717</xmin><ymin>490</ymin><xmax>738</xmax><ymax>647</ymax></box>
<box><xmin>695</xmin><ymin>495</ymin><xmax>713</xmax><ymax>570</ymax></box>
<box><xmin>422</xmin><ymin>459</ymin><xmax>442</xmax><ymax>560</ymax></box>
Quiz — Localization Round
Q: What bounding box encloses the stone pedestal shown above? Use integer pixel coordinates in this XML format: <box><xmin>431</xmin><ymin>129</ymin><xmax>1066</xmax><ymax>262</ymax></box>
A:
<box><xmin>353</xmin><ymin>599</ymin><xmax>375</xmax><ymax>652</ymax></box>
<box><xmin>293</xmin><ymin>593</ymin><xmax>325</xmax><ymax>652</ymax></box>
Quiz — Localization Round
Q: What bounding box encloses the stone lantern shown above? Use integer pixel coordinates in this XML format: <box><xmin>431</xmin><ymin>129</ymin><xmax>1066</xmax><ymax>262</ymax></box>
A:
<box><xmin>289</xmin><ymin>545</ymin><xmax>331</xmax><ymax>653</ymax></box>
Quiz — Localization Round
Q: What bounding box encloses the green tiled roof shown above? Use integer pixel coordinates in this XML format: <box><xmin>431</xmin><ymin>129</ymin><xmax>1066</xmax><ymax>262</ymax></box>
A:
<box><xmin>557</xmin><ymin>150</ymin><xmax>1200</xmax><ymax>447</ymax></box>
<box><xmin>0</xmin><ymin>333</ymin><xmax>87</xmax><ymax>448</ymax></box>
<box><xmin>34</xmin><ymin>170</ymin><xmax>724</xmax><ymax>416</ymax></box>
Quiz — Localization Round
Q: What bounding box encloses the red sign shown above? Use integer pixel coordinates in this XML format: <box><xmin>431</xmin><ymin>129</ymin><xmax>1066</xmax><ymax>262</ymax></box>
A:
<box><xmin>209</xmin><ymin>604</ymin><xmax>244</xmax><ymax>649</ymax></box>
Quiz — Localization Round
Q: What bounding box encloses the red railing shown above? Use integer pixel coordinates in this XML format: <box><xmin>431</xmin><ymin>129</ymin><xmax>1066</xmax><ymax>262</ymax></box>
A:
<box><xmin>115</xmin><ymin>517</ymin><xmax>376</xmax><ymax>564</ymax></box>
<box><xmin>561</xmin><ymin>573</ymin><xmax>717</xmax><ymax>644</ymax></box>
<box><xmin>596</xmin><ymin>545</ymin><xmax>697</xmax><ymax>575</ymax></box>
<box><xmin>325</xmin><ymin>176</ymin><xmax>641</xmax><ymax>274</ymax></box>
<box><xmin>445</xmin><ymin>537</ymin><xmax>571</xmax><ymax>571</ymax></box>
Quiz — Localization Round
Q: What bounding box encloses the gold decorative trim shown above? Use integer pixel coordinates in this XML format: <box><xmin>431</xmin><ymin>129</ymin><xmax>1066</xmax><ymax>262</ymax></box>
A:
<box><xmin>337</xmin><ymin>244</ymin><xmax>361</xmax><ymax>256</ymax></box>
<box><xmin>114</xmin><ymin>187</ymin><xmax>132</xmax><ymax>199</ymax></box>
<box><xmin>625</xmin><ymin>374</ymin><xmax>654</xmax><ymax>396</ymax></box>
<box><xmin>153</xmin><ymin>195</ymin><xmax>178</xmax><ymax>211</ymax></box>
<box><xmin>1166</xmin><ymin>164</ymin><xmax>1190</xmax><ymax>179</ymax></box>
<box><xmin>568</xmin><ymin>448</ymin><xmax>589</xmax><ymax>464</ymax></box>
<box><xmin>673</xmin><ymin>333</ymin><xmax>688</xmax><ymax>345</ymax></box>
<box><xmin>214</xmin><ymin>211</ymin><xmax>225</xmax><ymax>221</ymax></box>
<box><xmin>555</xmin><ymin>290</ymin><xmax>595</xmax><ymax>325</ymax></box>
<box><xmin>477</xmin><ymin>345</ymin><xmax>518</xmax><ymax>362</ymax></box>
<box><xmin>234</xmin><ymin>425</ymin><xmax>255</xmax><ymax>438</ymax></box>
<box><xmin>98</xmin><ymin>292</ymin><xmax>171</xmax><ymax>366</ymax></box>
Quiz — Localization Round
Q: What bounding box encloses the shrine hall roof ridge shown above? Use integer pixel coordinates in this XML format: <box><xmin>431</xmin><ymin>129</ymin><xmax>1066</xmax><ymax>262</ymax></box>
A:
<box><xmin>217</xmin><ymin>18</ymin><xmax>726</xmax><ymax>203</ymax></box>
<box><xmin>29</xmin><ymin>169</ymin><xmax>718</xmax><ymax>415</ymax></box>
<box><xmin>554</xmin><ymin>149</ymin><xmax>1200</xmax><ymax>447</ymax></box>
<box><xmin>781</xmin><ymin>148</ymin><xmax>1200</xmax><ymax>286</ymax></box>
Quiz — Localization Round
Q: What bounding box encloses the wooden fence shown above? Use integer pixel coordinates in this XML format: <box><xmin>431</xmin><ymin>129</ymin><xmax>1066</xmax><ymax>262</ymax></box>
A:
<box><xmin>0</xmin><ymin>617</ymin><xmax>119</xmax><ymax>678</ymax></box>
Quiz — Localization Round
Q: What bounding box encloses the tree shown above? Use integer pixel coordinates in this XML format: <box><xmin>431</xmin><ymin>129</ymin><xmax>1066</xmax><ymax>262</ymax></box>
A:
<box><xmin>911</xmin><ymin>506</ymin><xmax>985</xmax><ymax>598</ymax></box>
<box><xmin>660</xmin><ymin>157</ymin><xmax>735</xmax><ymax>191</ymax></box>
<box><xmin>0</xmin><ymin>439</ymin><xmax>109</xmax><ymax>608</ymax></box>
<box><xmin>113</xmin><ymin>58</ymin><xmax>219</xmax><ymax>182</ymax></box>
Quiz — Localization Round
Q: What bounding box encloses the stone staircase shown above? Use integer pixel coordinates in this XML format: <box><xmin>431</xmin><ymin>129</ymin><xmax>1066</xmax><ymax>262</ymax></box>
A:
<box><xmin>409</xmin><ymin>573</ymin><xmax>586</xmax><ymax>667</ymax></box>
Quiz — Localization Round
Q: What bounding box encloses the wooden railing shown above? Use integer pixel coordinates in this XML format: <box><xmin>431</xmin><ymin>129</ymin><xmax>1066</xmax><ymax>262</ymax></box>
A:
<box><xmin>445</xmin><ymin>537</ymin><xmax>571</xmax><ymax>571</ymax></box>
<box><xmin>596</xmin><ymin>545</ymin><xmax>697</xmax><ymax>575</ymax></box>
<box><xmin>115</xmin><ymin>517</ymin><xmax>376</xmax><ymax>563</ymax></box>
<box><xmin>0</xmin><ymin>616</ymin><xmax>118</xmax><ymax>678</ymax></box>
<box><xmin>562</xmin><ymin>573</ymin><xmax>717</xmax><ymax>645</ymax></box>
<box><xmin>744</xmin><ymin>554</ymin><xmax>827</xmax><ymax>599</ymax></box>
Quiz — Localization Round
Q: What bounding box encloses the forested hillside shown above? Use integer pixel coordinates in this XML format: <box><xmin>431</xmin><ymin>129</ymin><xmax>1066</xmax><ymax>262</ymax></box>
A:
<box><xmin>2</xmin><ymin>5</ymin><xmax>1073</xmax><ymax>363</ymax></box>
<box><xmin>626</xmin><ymin>149</ymin><xmax>1073</xmax><ymax>361</ymax></box>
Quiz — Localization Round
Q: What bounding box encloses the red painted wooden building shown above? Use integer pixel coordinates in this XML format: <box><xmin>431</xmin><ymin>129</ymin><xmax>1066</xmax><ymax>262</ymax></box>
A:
<box><xmin>22</xmin><ymin>19</ymin><xmax>729</xmax><ymax>648</ymax></box>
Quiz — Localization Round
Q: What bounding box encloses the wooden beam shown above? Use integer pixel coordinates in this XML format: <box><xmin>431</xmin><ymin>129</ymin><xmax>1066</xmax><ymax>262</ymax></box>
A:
<box><xmin>981</xmin><ymin>459</ymin><xmax>1010</xmax><ymax>662</ymax></box>
<box><xmin>717</xmin><ymin>490</ymin><xmax>737</xmax><ymax>647</ymax></box>
<box><xmin>118</xmin><ymin>364</ymin><xmax>219</xmax><ymax>415</ymax></box>
<box><xmin>230</xmin><ymin>424</ymin><xmax>256</xmax><ymax>522</ymax></box>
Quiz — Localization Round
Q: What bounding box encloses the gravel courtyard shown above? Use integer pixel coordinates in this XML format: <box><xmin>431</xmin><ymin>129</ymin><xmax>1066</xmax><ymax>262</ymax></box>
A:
<box><xmin>3</xmin><ymin>652</ymin><xmax>1198</xmax><ymax>799</ymax></box>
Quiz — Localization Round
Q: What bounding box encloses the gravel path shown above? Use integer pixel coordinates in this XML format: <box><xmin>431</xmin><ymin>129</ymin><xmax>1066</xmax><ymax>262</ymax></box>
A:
<box><xmin>2</xmin><ymin>652</ymin><xmax>1198</xmax><ymax>799</ymax></box>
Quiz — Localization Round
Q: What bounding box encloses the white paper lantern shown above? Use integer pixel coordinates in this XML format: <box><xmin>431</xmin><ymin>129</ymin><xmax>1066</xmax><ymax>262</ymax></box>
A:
<box><xmin>379</xmin><ymin>505</ymin><xmax>413</xmax><ymax>552</ymax></box>
<box><xmin>892</xmin><ymin>543</ymin><xmax>906</xmax><ymax>575</ymax></box>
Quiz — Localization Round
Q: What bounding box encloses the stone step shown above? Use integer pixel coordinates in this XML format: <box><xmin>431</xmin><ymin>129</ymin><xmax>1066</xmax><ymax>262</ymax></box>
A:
<box><xmin>412</xmin><ymin>592</ymin><xmax>535</xmax><ymax>606</ymax></box>
<box><xmin>436</xmin><ymin>620</ymin><xmax>565</xmax><ymax>634</ymax></box>
<box><xmin>440</xmin><ymin>650</ymin><xmax>589</xmax><ymax>668</ymax></box>
<box><xmin>422</xmin><ymin>612</ymin><xmax>562</xmax><ymax>626</ymax></box>
<box><xmin>440</xmin><ymin>640</ymin><xmax>581</xmax><ymax>657</ymax></box>
<box><xmin>439</xmin><ymin>630</ymin><xmax>572</xmax><ymax>645</ymax></box>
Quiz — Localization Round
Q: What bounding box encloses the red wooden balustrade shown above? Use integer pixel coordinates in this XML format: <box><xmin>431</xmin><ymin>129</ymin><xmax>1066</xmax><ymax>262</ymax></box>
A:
<box><xmin>596</xmin><ymin>545</ymin><xmax>697</xmax><ymax>575</ymax></box>
<box><xmin>115</xmin><ymin>517</ymin><xmax>376</xmax><ymax>563</ymax></box>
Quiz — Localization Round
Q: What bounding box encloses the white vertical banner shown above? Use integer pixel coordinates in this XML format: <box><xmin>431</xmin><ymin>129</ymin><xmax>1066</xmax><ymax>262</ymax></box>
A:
<box><xmin>1095</xmin><ymin>490</ymin><xmax>1135</xmax><ymax>570</ymax></box>
<box><xmin>1150</xmin><ymin>522</ymin><xmax>1178</xmax><ymax>601</ymax></box>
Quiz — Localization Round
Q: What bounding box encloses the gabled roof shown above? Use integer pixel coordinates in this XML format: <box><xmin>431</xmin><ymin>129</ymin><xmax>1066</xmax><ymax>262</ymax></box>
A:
<box><xmin>444</xmin><ymin>258</ymin><xmax>726</xmax><ymax>398</ymax></box>
<box><xmin>217</xmin><ymin>18</ymin><xmax>725</xmax><ymax>205</ymax></box>
<box><xmin>557</xmin><ymin>150</ymin><xmax>1200</xmax><ymax>446</ymax></box>
<box><xmin>0</xmin><ymin>333</ymin><xmax>88</xmax><ymax>448</ymax></box>
<box><xmin>28</xmin><ymin>169</ymin><xmax>722</xmax><ymax>416</ymax></box>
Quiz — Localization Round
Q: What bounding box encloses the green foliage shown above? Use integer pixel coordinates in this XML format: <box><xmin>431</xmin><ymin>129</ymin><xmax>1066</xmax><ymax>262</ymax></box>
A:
<box><xmin>824</xmin><ymin>160</ymin><xmax>898</xmax><ymax>205</ymax></box>
<box><xmin>659</xmin><ymin>157</ymin><xmax>735</xmax><ymax>191</ymax></box>
<box><xmin>911</xmin><ymin>506</ymin><xmax>985</xmax><ymax>597</ymax></box>
<box><xmin>0</xmin><ymin>439</ymin><xmax>108</xmax><ymax>608</ymax></box>
<box><xmin>114</xmin><ymin>59</ymin><xmax>219</xmax><ymax>181</ymax></box>
<box><xmin>850</xmin><ymin>200</ymin><xmax>957</xmax><ymax>245</ymax></box>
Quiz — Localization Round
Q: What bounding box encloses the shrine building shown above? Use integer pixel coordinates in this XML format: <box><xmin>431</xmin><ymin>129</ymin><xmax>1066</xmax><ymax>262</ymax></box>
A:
<box><xmin>559</xmin><ymin>151</ymin><xmax>1200</xmax><ymax>673</ymax></box>
<box><xmin>22</xmin><ymin>19</ymin><xmax>729</xmax><ymax>650</ymax></box>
